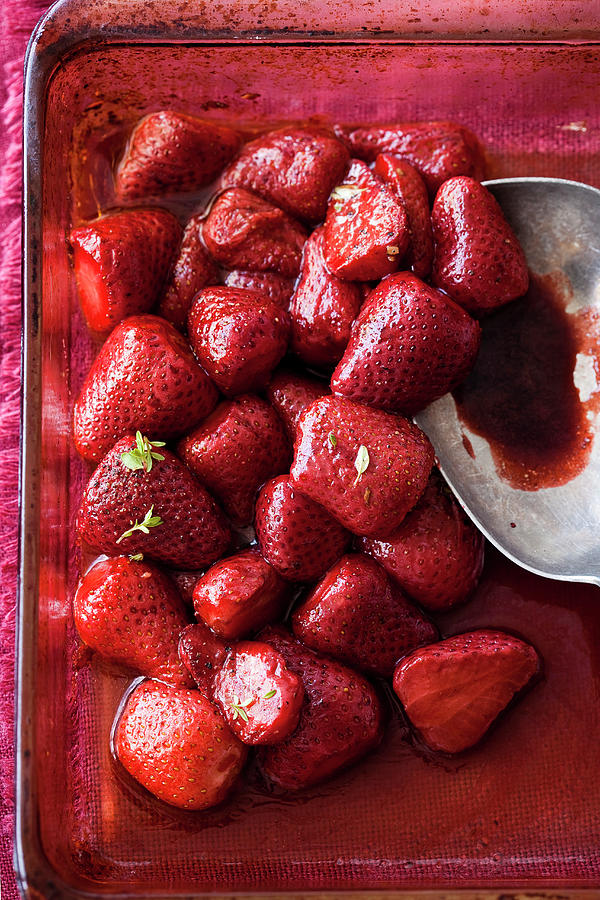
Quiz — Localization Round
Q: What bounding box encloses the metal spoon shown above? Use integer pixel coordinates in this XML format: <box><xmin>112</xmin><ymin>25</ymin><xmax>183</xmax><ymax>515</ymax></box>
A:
<box><xmin>415</xmin><ymin>177</ymin><xmax>600</xmax><ymax>587</ymax></box>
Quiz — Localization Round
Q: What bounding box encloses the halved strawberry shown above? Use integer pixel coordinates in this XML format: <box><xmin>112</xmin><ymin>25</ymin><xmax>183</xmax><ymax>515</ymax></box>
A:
<box><xmin>322</xmin><ymin>160</ymin><xmax>409</xmax><ymax>282</ymax></box>
<box><xmin>331</xmin><ymin>271</ymin><xmax>481</xmax><ymax>415</ymax></box>
<box><xmin>69</xmin><ymin>208</ymin><xmax>182</xmax><ymax>335</ymax></box>
<box><xmin>157</xmin><ymin>213</ymin><xmax>219</xmax><ymax>332</ymax></box>
<box><xmin>213</xmin><ymin>641</ymin><xmax>304</xmax><ymax>745</ymax></box>
<box><xmin>258</xmin><ymin>626</ymin><xmax>384</xmax><ymax>790</ymax></box>
<box><xmin>266</xmin><ymin>369</ymin><xmax>329</xmax><ymax>444</ymax></box>
<box><xmin>292</xmin><ymin>553</ymin><xmax>437</xmax><ymax>677</ymax></box>
<box><xmin>115</xmin><ymin>110</ymin><xmax>241</xmax><ymax>200</ymax></box>
<box><xmin>393</xmin><ymin>630</ymin><xmax>540</xmax><ymax>754</ymax></box>
<box><xmin>178</xmin><ymin>622</ymin><xmax>229</xmax><ymax>696</ymax></box>
<box><xmin>73</xmin><ymin>315</ymin><xmax>218</xmax><ymax>463</ymax></box>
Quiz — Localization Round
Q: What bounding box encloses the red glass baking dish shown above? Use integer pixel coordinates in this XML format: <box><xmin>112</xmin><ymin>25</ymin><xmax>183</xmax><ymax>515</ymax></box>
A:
<box><xmin>16</xmin><ymin>1</ymin><xmax>600</xmax><ymax>897</ymax></box>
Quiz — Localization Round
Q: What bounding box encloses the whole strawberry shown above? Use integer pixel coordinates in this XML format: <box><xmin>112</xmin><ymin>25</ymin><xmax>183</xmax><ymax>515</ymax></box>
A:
<box><xmin>224</xmin><ymin>270</ymin><xmax>295</xmax><ymax>308</ymax></box>
<box><xmin>334</xmin><ymin>120</ymin><xmax>485</xmax><ymax>197</ymax></box>
<box><xmin>114</xmin><ymin>680</ymin><xmax>247</xmax><ymax>809</ymax></box>
<box><xmin>157</xmin><ymin>213</ymin><xmax>219</xmax><ymax>332</ymax></box>
<box><xmin>331</xmin><ymin>272</ymin><xmax>481</xmax><ymax>415</ymax></box>
<box><xmin>322</xmin><ymin>160</ymin><xmax>409</xmax><ymax>282</ymax></box>
<box><xmin>73</xmin><ymin>315</ymin><xmax>218</xmax><ymax>463</ymax></box>
<box><xmin>218</xmin><ymin>127</ymin><xmax>350</xmax><ymax>223</ymax></box>
<box><xmin>258</xmin><ymin>626</ymin><xmax>384</xmax><ymax>791</ymax></box>
<box><xmin>74</xmin><ymin>555</ymin><xmax>192</xmax><ymax>686</ymax></box>
<box><xmin>393</xmin><ymin>630</ymin><xmax>540</xmax><ymax>754</ymax></box>
<box><xmin>266</xmin><ymin>369</ymin><xmax>329</xmax><ymax>444</ymax></box>
<box><xmin>192</xmin><ymin>549</ymin><xmax>289</xmax><ymax>639</ymax></box>
<box><xmin>431</xmin><ymin>176</ymin><xmax>529</xmax><ymax>314</ymax></box>
<box><xmin>69</xmin><ymin>209</ymin><xmax>182</xmax><ymax>336</ymax></box>
<box><xmin>203</xmin><ymin>187</ymin><xmax>307</xmax><ymax>277</ymax></box>
<box><xmin>255</xmin><ymin>476</ymin><xmax>350</xmax><ymax>582</ymax></box>
<box><xmin>115</xmin><ymin>110</ymin><xmax>241</xmax><ymax>200</ymax></box>
<box><xmin>290</xmin><ymin>226</ymin><xmax>362</xmax><ymax>369</ymax></box>
<box><xmin>290</xmin><ymin>396</ymin><xmax>434</xmax><ymax>538</ymax></box>
<box><xmin>360</xmin><ymin>471</ymin><xmax>485</xmax><ymax>611</ymax></box>
<box><xmin>76</xmin><ymin>433</ymin><xmax>230</xmax><ymax>568</ymax></box>
<box><xmin>292</xmin><ymin>553</ymin><xmax>437</xmax><ymax>677</ymax></box>
<box><xmin>213</xmin><ymin>641</ymin><xmax>304</xmax><ymax>745</ymax></box>
<box><xmin>188</xmin><ymin>287</ymin><xmax>290</xmax><ymax>396</ymax></box>
<box><xmin>178</xmin><ymin>394</ymin><xmax>290</xmax><ymax>526</ymax></box>
<box><xmin>373</xmin><ymin>155</ymin><xmax>434</xmax><ymax>278</ymax></box>
<box><xmin>178</xmin><ymin>622</ymin><xmax>228</xmax><ymax>697</ymax></box>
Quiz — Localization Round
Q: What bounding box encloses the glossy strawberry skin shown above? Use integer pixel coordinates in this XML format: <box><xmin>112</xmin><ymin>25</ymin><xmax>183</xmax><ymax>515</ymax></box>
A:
<box><xmin>114</xmin><ymin>680</ymin><xmax>247</xmax><ymax>810</ymax></box>
<box><xmin>393</xmin><ymin>630</ymin><xmax>540</xmax><ymax>754</ymax></box>
<box><xmin>178</xmin><ymin>394</ymin><xmax>291</xmax><ymax>526</ymax></box>
<box><xmin>360</xmin><ymin>471</ymin><xmax>485</xmax><ymax>612</ymax></box>
<box><xmin>331</xmin><ymin>272</ymin><xmax>481</xmax><ymax>415</ymax></box>
<box><xmin>335</xmin><ymin>120</ymin><xmax>485</xmax><ymax>197</ymax></box>
<box><xmin>266</xmin><ymin>369</ymin><xmax>329</xmax><ymax>444</ymax></box>
<box><xmin>69</xmin><ymin>209</ymin><xmax>182</xmax><ymax>336</ymax></box>
<box><xmin>203</xmin><ymin>187</ymin><xmax>307</xmax><ymax>277</ymax></box>
<box><xmin>291</xmin><ymin>396</ymin><xmax>434</xmax><ymax>538</ymax></box>
<box><xmin>292</xmin><ymin>553</ymin><xmax>437</xmax><ymax>677</ymax></box>
<box><xmin>157</xmin><ymin>214</ymin><xmax>219</xmax><ymax>332</ymax></box>
<box><xmin>373</xmin><ymin>155</ymin><xmax>434</xmax><ymax>279</ymax></box>
<box><xmin>224</xmin><ymin>270</ymin><xmax>295</xmax><ymax>308</ymax></box>
<box><xmin>322</xmin><ymin>160</ymin><xmax>409</xmax><ymax>282</ymax></box>
<box><xmin>115</xmin><ymin>111</ymin><xmax>241</xmax><ymax>200</ymax></box>
<box><xmin>192</xmin><ymin>549</ymin><xmax>289</xmax><ymax>640</ymax></box>
<box><xmin>258</xmin><ymin>626</ymin><xmax>384</xmax><ymax>791</ymax></box>
<box><xmin>213</xmin><ymin>641</ymin><xmax>304</xmax><ymax>745</ymax></box>
<box><xmin>431</xmin><ymin>176</ymin><xmax>529</xmax><ymax>314</ymax></box>
<box><xmin>219</xmin><ymin>127</ymin><xmax>350</xmax><ymax>223</ymax></box>
<box><xmin>74</xmin><ymin>555</ymin><xmax>192</xmax><ymax>686</ymax></box>
<box><xmin>188</xmin><ymin>287</ymin><xmax>290</xmax><ymax>396</ymax></box>
<box><xmin>290</xmin><ymin>227</ymin><xmax>362</xmax><ymax>369</ymax></box>
<box><xmin>178</xmin><ymin>622</ymin><xmax>228</xmax><ymax>697</ymax></box>
<box><xmin>255</xmin><ymin>476</ymin><xmax>350</xmax><ymax>582</ymax></box>
<box><xmin>76</xmin><ymin>435</ymin><xmax>230</xmax><ymax>569</ymax></box>
<box><xmin>73</xmin><ymin>315</ymin><xmax>218</xmax><ymax>464</ymax></box>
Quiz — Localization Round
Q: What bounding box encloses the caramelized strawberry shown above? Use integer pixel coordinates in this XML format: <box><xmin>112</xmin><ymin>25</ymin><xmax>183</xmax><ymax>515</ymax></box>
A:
<box><xmin>178</xmin><ymin>622</ymin><xmax>229</xmax><ymax>696</ymax></box>
<box><xmin>157</xmin><ymin>213</ymin><xmax>219</xmax><ymax>332</ymax></box>
<box><xmin>224</xmin><ymin>270</ymin><xmax>295</xmax><ymax>307</ymax></box>
<box><xmin>266</xmin><ymin>369</ymin><xmax>329</xmax><ymax>444</ymax></box>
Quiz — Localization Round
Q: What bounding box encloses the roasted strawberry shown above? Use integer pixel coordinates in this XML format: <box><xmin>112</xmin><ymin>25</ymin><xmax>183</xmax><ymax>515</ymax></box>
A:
<box><xmin>258</xmin><ymin>626</ymin><xmax>384</xmax><ymax>790</ymax></box>
<box><xmin>255</xmin><ymin>476</ymin><xmax>350</xmax><ymax>582</ymax></box>
<box><xmin>322</xmin><ymin>160</ymin><xmax>409</xmax><ymax>282</ymax></box>
<box><xmin>192</xmin><ymin>549</ymin><xmax>289</xmax><ymax>639</ymax></box>
<box><xmin>114</xmin><ymin>680</ymin><xmax>247</xmax><ymax>809</ymax></box>
<box><xmin>331</xmin><ymin>272</ymin><xmax>481</xmax><ymax>415</ymax></box>
<box><xmin>292</xmin><ymin>553</ymin><xmax>437</xmax><ymax>677</ymax></box>
<box><xmin>266</xmin><ymin>369</ymin><xmax>329</xmax><ymax>444</ymax></box>
<box><xmin>178</xmin><ymin>394</ymin><xmax>290</xmax><ymax>526</ymax></box>
<box><xmin>224</xmin><ymin>270</ymin><xmax>295</xmax><ymax>308</ymax></box>
<box><xmin>219</xmin><ymin>127</ymin><xmax>350</xmax><ymax>223</ymax></box>
<box><xmin>373</xmin><ymin>155</ymin><xmax>434</xmax><ymax>278</ymax></box>
<box><xmin>188</xmin><ymin>287</ymin><xmax>290</xmax><ymax>396</ymax></box>
<box><xmin>69</xmin><ymin>208</ymin><xmax>182</xmax><ymax>335</ymax></box>
<box><xmin>73</xmin><ymin>315</ymin><xmax>218</xmax><ymax>463</ymax></box>
<box><xmin>360</xmin><ymin>471</ymin><xmax>485</xmax><ymax>611</ymax></box>
<box><xmin>291</xmin><ymin>396</ymin><xmax>434</xmax><ymax>538</ymax></box>
<box><xmin>431</xmin><ymin>176</ymin><xmax>529</xmax><ymax>315</ymax></box>
<box><xmin>74</xmin><ymin>555</ymin><xmax>192</xmax><ymax>686</ymax></box>
<box><xmin>178</xmin><ymin>622</ymin><xmax>228</xmax><ymax>696</ymax></box>
<box><xmin>335</xmin><ymin>120</ymin><xmax>485</xmax><ymax>197</ymax></box>
<box><xmin>290</xmin><ymin>226</ymin><xmax>362</xmax><ymax>368</ymax></box>
<box><xmin>213</xmin><ymin>641</ymin><xmax>304</xmax><ymax>745</ymax></box>
<box><xmin>171</xmin><ymin>571</ymin><xmax>204</xmax><ymax>605</ymax></box>
<box><xmin>115</xmin><ymin>111</ymin><xmax>241</xmax><ymax>200</ymax></box>
<box><xmin>203</xmin><ymin>187</ymin><xmax>307</xmax><ymax>277</ymax></box>
<box><xmin>393</xmin><ymin>630</ymin><xmax>540</xmax><ymax>754</ymax></box>
<box><xmin>76</xmin><ymin>434</ymin><xmax>230</xmax><ymax>568</ymax></box>
<box><xmin>157</xmin><ymin>214</ymin><xmax>219</xmax><ymax>331</ymax></box>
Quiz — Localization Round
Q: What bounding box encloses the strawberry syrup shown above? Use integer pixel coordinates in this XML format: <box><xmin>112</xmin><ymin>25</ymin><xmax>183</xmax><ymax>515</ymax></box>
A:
<box><xmin>454</xmin><ymin>270</ymin><xmax>600</xmax><ymax>490</ymax></box>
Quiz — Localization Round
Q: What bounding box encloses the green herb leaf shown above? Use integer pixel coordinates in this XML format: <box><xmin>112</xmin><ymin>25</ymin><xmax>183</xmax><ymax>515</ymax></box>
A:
<box><xmin>263</xmin><ymin>688</ymin><xmax>276</xmax><ymax>700</ymax></box>
<box><xmin>328</xmin><ymin>432</ymin><xmax>337</xmax><ymax>449</ymax></box>
<box><xmin>230</xmin><ymin>696</ymin><xmax>252</xmax><ymax>722</ymax></box>
<box><xmin>353</xmin><ymin>445</ymin><xmax>370</xmax><ymax>486</ymax></box>
<box><xmin>116</xmin><ymin>505</ymin><xmax>164</xmax><ymax>544</ymax></box>
<box><xmin>129</xmin><ymin>553</ymin><xmax>144</xmax><ymax>561</ymax></box>
<box><xmin>120</xmin><ymin>431</ymin><xmax>166</xmax><ymax>473</ymax></box>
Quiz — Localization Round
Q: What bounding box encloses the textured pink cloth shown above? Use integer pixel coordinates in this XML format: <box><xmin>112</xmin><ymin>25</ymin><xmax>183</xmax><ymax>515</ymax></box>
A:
<box><xmin>0</xmin><ymin>3</ymin><xmax>51</xmax><ymax>897</ymax></box>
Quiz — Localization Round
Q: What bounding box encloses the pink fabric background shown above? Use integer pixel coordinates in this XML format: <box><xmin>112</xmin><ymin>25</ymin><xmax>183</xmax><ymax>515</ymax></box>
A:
<box><xmin>0</xmin><ymin>2</ymin><xmax>51</xmax><ymax>898</ymax></box>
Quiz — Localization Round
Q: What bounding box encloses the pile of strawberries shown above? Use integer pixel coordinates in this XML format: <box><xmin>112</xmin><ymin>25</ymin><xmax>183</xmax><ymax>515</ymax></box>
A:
<box><xmin>70</xmin><ymin>112</ymin><xmax>540</xmax><ymax>811</ymax></box>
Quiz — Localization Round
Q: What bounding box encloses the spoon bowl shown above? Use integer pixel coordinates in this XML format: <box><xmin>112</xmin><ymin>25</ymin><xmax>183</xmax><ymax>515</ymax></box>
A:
<box><xmin>415</xmin><ymin>177</ymin><xmax>600</xmax><ymax>587</ymax></box>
